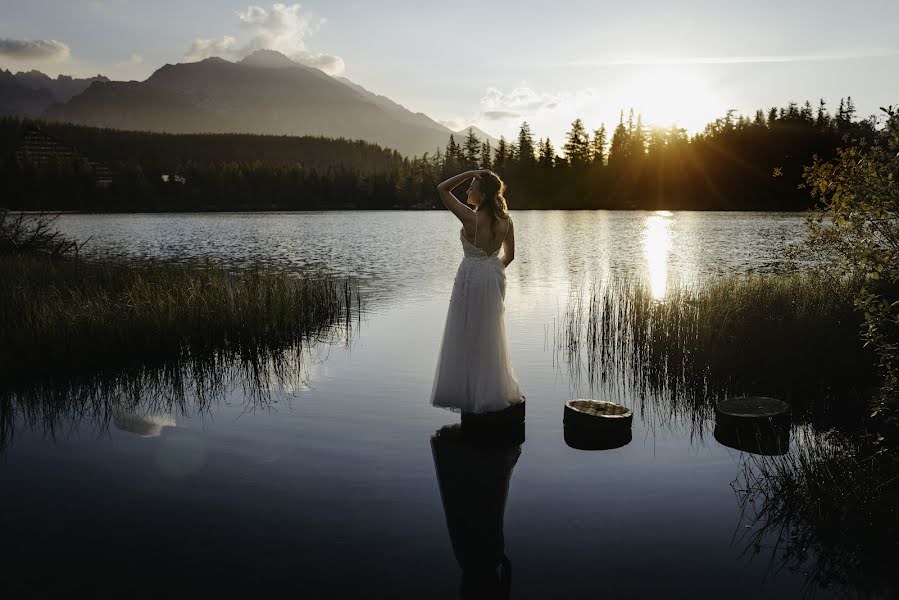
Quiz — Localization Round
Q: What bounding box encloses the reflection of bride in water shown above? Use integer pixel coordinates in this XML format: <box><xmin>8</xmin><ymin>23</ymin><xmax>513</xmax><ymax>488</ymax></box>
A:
<box><xmin>431</xmin><ymin>423</ymin><xmax>523</xmax><ymax>599</ymax></box>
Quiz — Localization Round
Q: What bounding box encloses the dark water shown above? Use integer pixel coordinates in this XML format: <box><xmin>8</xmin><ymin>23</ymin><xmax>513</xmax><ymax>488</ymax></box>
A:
<box><xmin>1</xmin><ymin>211</ymin><xmax>859</xmax><ymax>598</ymax></box>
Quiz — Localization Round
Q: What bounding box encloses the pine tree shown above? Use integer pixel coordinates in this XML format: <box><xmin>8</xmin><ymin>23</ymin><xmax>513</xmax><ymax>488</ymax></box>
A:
<box><xmin>815</xmin><ymin>99</ymin><xmax>829</xmax><ymax>129</ymax></box>
<box><xmin>493</xmin><ymin>136</ymin><xmax>508</xmax><ymax>173</ymax></box>
<box><xmin>754</xmin><ymin>109</ymin><xmax>766</xmax><ymax>127</ymax></box>
<box><xmin>563</xmin><ymin>118</ymin><xmax>591</xmax><ymax>167</ymax></box>
<box><xmin>479</xmin><ymin>140</ymin><xmax>492</xmax><ymax>169</ymax></box>
<box><xmin>592</xmin><ymin>125</ymin><xmax>607</xmax><ymax>167</ymax></box>
<box><xmin>608</xmin><ymin>110</ymin><xmax>629</xmax><ymax>169</ymax></box>
<box><xmin>444</xmin><ymin>135</ymin><xmax>462</xmax><ymax>176</ymax></box>
<box><xmin>631</xmin><ymin>114</ymin><xmax>646</xmax><ymax>158</ymax></box>
<box><xmin>516</xmin><ymin>121</ymin><xmax>536</xmax><ymax>166</ymax></box>
<box><xmin>845</xmin><ymin>96</ymin><xmax>856</xmax><ymax>121</ymax></box>
<box><xmin>463</xmin><ymin>128</ymin><xmax>481</xmax><ymax>170</ymax></box>
<box><xmin>538</xmin><ymin>137</ymin><xmax>555</xmax><ymax>168</ymax></box>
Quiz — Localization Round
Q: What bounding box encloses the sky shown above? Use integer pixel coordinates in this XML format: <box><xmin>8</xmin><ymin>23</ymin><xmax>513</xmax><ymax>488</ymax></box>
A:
<box><xmin>2</xmin><ymin>0</ymin><xmax>898</xmax><ymax>146</ymax></box>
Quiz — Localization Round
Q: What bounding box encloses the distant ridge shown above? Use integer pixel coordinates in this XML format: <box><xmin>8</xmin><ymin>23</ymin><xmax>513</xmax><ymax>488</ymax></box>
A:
<box><xmin>37</xmin><ymin>50</ymin><xmax>499</xmax><ymax>157</ymax></box>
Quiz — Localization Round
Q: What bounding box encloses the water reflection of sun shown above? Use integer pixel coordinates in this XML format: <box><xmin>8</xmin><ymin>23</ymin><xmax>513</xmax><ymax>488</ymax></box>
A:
<box><xmin>643</xmin><ymin>211</ymin><xmax>672</xmax><ymax>299</ymax></box>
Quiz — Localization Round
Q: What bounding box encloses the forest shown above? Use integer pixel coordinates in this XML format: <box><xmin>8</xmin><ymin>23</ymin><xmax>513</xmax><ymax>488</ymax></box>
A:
<box><xmin>0</xmin><ymin>97</ymin><xmax>880</xmax><ymax>211</ymax></box>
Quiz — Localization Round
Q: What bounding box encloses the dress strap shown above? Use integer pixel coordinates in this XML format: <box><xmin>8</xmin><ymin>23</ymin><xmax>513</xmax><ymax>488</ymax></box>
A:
<box><xmin>474</xmin><ymin>215</ymin><xmax>478</xmax><ymax>246</ymax></box>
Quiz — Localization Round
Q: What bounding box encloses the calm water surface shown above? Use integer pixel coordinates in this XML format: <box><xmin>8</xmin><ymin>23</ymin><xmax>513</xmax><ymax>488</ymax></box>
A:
<box><xmin>2</xmin><ymin>211</ymin><xmax>853</xmax><ymax>598</ymax></box>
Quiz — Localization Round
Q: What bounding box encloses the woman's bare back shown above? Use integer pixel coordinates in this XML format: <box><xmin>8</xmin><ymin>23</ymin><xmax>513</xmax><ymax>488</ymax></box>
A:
<box><xmin>462</xmin><ymin>211</ymin><xmax>512</xmax><ymax>255</ymax></box>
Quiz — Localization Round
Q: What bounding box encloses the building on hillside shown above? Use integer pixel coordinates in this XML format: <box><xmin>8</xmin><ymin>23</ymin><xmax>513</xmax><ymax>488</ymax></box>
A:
<box><xmin>14</xmin><ymin>124</ymin><xmax>115</xmax><ymax>188</ymax></box>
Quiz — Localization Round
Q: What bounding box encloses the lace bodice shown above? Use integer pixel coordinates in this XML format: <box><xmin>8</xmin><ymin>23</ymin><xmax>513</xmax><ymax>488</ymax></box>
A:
<box><xmin>459</xmin><ymin>217</ymin><xmax>510</xmax><ymax>259</ymax></box>
<box><xmin>460</xmin><ymin>230</ymin><xmax>502</xmax><ymax>258</ymax></box>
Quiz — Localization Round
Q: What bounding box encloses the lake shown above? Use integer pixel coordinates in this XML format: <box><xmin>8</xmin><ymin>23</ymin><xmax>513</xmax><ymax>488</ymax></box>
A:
<box><xmin>1</xmin><ymin>211</ymin><xmax>861</xmax><ymax>598</ymax></box>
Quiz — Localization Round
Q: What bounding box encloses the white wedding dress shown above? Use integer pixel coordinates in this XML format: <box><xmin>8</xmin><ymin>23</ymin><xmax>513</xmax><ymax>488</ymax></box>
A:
<box><xmin>430</xmin><ymin>215</ymin><xmax>525</xmax><ymax>414</ymax></box>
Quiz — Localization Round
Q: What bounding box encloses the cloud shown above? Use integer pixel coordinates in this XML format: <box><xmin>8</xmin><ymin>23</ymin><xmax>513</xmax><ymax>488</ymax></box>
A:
<box><xmin>295</xmin><ymin>51</ymin><xmax>344</xmax><ymax>75</ymax></box>
<box><xmin>481</xmin><ymin>84</ymin><xmax>562</xmax><ymax>116</ymax></box>
<box><xmin>441</xmin><ymin>83</ymin><xmax>600</xmax><ymax>143</ymax></box>
<box><xmin>185</xmin><ymin>36</ymin><xmax>237</xmax><ymax>62</ymax></box>
<box><xmin>184</xmin><ymin>3</ymin><xmax>345</xmax><ymax>75</ymax></box>
<box><xmin>552</xmin><ymin>48</ymin><xmax>899</xmax><ymax>67</ymax></box>
<box><xmin>437</xmin><ymin>117</ymin><xmax>471</xmax><ymax>131</ymax></box>
<box><xmin>0</xmin><ymin>38</ymin><xmax>71</xmax><ymax>62</ymax></box>
<box><xmin>115</xmin><ymin>52</ymin><xmax>144</xmax><ymax>67</ymax></box>
<box><xmin>482</xmin><ymin>110</ymin><xmax>521</xmax><ymax>121</ymax></box>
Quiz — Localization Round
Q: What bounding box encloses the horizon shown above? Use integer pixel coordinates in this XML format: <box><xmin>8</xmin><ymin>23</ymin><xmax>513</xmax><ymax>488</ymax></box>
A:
<box><xmin>2</xmin><ymin>1</ymin><xmax>897</xmax><ymax>145</ymax></box>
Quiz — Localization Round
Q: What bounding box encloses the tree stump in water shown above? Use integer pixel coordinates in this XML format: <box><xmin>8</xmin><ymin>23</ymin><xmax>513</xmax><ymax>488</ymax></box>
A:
<box><xmin>562</xmin><ymin>399</ymin><xmax>633</xmax><ymax>450</ymax></box>
<box><xmin>714</xmin><ymin>396</ymin><xmax>791</xmax><ymax>456</ymax></box>
<box><xmin>461</xmin><ymin>398</ymin><xmax>525</xmax><ymax>429</ymax></box>
<box><xmin>715</xmin><ymin>396</ymin><xmax>790</xmax><ymax>426</ymax></box>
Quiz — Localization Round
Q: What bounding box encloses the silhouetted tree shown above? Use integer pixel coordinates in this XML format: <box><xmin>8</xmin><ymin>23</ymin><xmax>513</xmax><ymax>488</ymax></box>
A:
<box><xmin>516</xmin><ymin>121</ymin><xmax>536</xmax><ymax>166</ymax></box>
<box><xmin>463</xmin><ymin>128</ymin><xmax>481</xmax><ymax>170</ymax></box>
<box><xmin>493</xmin><ymin>136</ymin><xmax>509</xmax><ymax>173</ymax></box>
<box><xmin>479</xmin><ymin>140</ymin><xmax>492</xmax><ymax>170</ymax></box>
<box><xmin>538</xmin><ymin>137</ymin><xmax>555</xmax><ymax>168</ymax></box>
<box><xmin>563</xmin><ymin>118</ymin><xmax>591</xmax><ymax>167</ymax></box>
<box><xmin>592</xmin><ymin>125</ymin><xmax>607</xmax><ymax>167</ymax></box>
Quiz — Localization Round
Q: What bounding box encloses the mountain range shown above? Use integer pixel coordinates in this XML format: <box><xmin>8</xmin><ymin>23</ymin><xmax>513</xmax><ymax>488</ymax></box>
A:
<box><xmin>0</xmin><ymin>69</ymin><xmax>108</xmax><ymax>117</ymax></box>
<box><xmin>3</xmin><ymin>50</ymin><xmax>498</xmax><ymax>157</ymax></box>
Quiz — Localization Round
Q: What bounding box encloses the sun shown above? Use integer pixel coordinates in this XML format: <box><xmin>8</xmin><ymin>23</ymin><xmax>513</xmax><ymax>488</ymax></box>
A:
<box><xmin>618</xmin><ymin>66</ymin><xmax>723</xmax><ymax>135</ymax></box>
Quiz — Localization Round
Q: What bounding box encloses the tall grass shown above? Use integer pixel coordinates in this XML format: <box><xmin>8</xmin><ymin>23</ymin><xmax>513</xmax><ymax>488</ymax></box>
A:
<box><xmin>1</xmin><ymin>254</ymin><xmax>361</xmax><ymax>371</ymax></box>
<box><xmin>555</xmin><ymin>272</ymin><xmax>875</xmax><ymax>430</ymax></box>
<box><xmin>0</xmin><ymin>253</ymin><xmax>363</xmax><ymax>450</ymax></box>
<box><xmin>733</xmin><ymin>428</ymin><xmax>898</xmax><ymax>597</ymax></box>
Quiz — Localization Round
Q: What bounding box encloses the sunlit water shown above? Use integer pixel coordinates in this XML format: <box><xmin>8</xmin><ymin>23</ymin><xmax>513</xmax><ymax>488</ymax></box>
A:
<box><xmin>1</xmin><ymin>211</ymin><xmax>854</xmax><ymax>598</ymax></box>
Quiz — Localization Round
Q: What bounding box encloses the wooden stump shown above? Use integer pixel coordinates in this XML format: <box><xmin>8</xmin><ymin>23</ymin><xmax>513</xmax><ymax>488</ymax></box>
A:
<box><xmin>564</xmin><ymin>426</ymin><xmax>632</xmax><ymax>451</ymax></box>
<box><xmin>562</xmin><ymin>399</ymin><xmax>633</xmax><ymax>451</ymax></box>
<box><xmin>714</xmin><ymin>396</ymin><xmax>791</xmax><ymax>456</ymax></box>
<box><xmin>461</xmin><ymin>398</ymin><xmax>525</xmax><ymax>429</ymax></box>
<box><xmin>715</xmin><ymin>396</ymin><xmax>791</xmax><ymax>427</ymax></box>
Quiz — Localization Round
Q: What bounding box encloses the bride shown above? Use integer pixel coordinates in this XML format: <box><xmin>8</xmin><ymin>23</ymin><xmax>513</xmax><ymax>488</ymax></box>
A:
<box><xmin>430</xmin><ymin>168</ymin><xmax>526</xmax><ymax>414</ymax></box>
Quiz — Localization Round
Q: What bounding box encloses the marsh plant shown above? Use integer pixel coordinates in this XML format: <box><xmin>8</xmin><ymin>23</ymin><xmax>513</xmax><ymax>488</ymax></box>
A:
<box><xmin>553</xmin><ymin>272</ymin><xmax>874</xmax><ymax>431</ymax></box>
<box><xmin>0</xmin><ymin>250</ymin><xmax>363</xmax><ymax>452</ymax></box>
<box><xmin>732</xmin><ymin>427</ymin><xmax>898</xmax><ymax>597</ymax></box>
<box><xmin>0</xmin><ymin>209</ymin><xmax>85</xmax><ymax>256</ymax></box>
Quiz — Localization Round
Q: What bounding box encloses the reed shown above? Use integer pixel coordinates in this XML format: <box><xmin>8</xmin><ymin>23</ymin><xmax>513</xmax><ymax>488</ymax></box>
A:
<box><xmin>0</xmin><ymin>253</ymin><xmax>362</xmax><ymax>450</ymax></box>
<box><xmin>555</xmin><ymin>272</ymin><xmax>875</xmax><ymax>428</ymax></box>
<box><xmin>733</xmin><ymin>428</ymin><xmax>898</xmax><ymax>597</ymax></box>
<box><xmin>0</xmin><ymin>253</ymin><xmax>361</xmax><ymax>373</ymax></box>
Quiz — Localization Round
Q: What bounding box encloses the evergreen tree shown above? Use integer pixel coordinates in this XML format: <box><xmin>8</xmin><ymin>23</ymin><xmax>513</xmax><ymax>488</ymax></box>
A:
<box><xmin>538</xmin><ymin>137</ymin><xmax>556</xmax><ymax>168</ymax></box>
<box><xmin>608</xmin><ymin>110</ymin><xmax>629</xmax><ymax>169</ymax></box>
<box><xmin>754</xmin><ymin>110</ymin><xmax>766</xmax><ymax>127</ymax></box>
<box><xmin>592</xmin><ymin>125</ymin><xmax>607</xmax><ymax>167</ymax></box>
<box><xmin>516</xmin><ymin>121</ymin><xmax>536</xmax><ymax>166</ymax></box>
<box><xmin>815</xmin><ymin>99</ymin><xmax>829</xmax><ymax>129</ymax></box>
<box><xmin>463</xmin><ymin>128</ymin><xmax>481</xmax><ymax>170</ymax></box>
<box><xmin>445</xmin><ymin>134</ymin><xmax>463</xmax><ymax>175</ymax></box>
<box><xmin>479</xmin><ymin>140</ymin><xmax>492</xmax><ymax>169</ymax></box>
<box><xmin>563</xmin><ymin>118</ymin><xmax>591</xmax><ymax>167</ymax></box>
<box><xmin>631</xmin><ymin>114</ymin><xmax>646</xmax><ymax>158</ymax></box>
<box><xmin>493</xmin><ymin>136</ymin><xmax>509</xmax><ymax>173</ymax></box>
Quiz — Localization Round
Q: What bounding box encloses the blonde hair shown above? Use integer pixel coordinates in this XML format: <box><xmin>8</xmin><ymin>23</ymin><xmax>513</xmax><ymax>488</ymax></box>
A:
<box><xmin>474</xmin><ymin>170</ymin><xmax>510</xmax><ymax>222</ymax></box>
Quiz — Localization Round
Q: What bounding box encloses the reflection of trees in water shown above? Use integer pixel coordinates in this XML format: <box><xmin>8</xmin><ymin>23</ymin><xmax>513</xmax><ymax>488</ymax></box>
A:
<box><xmin>551</xmin><ymin>274</ymin><xmax>874</xmax><ymax>437</ymax></box>
<box><xmin>0</xmin><ymin>308</ymin><xmax>359</xmax><ymax>452</ymax></box>
<box><xmin>731</xmin><ymin>427</ymin><xmax>898</xmax><ymax>598</ymax></box>
<box><xmin>431</xmin><ymin>424</ymin><xmax>523</xmax><ymax>600</ymax></box>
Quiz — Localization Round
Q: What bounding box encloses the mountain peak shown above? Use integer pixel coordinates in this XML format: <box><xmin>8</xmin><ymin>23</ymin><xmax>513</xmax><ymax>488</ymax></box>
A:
<box><xmin>238</xmin><ymin>49</ymin><xmax>297</xmax><ymax>68</ymax></box>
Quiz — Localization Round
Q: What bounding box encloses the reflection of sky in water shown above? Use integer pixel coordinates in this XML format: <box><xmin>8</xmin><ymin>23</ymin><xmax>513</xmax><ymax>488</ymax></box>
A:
<box><xmin>0</xmin><ymin>210</ymin><xmax>840</xmax><ymax>598</ymax></box>
<box><xmin>643</xmin><ymin>211</ymin><xmax>673</xmax><ymax>300</ymax></box>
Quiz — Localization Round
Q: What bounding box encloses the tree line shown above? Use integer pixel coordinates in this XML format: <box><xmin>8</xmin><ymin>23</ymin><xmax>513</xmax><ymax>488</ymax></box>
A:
<box><xmin>0</xmin><ymin>98</ymin><xmax>881</xmax><ymax>211</ymax></box>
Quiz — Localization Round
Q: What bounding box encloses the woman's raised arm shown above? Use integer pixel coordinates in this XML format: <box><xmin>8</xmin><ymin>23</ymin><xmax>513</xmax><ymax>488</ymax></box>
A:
<box><xmin>437</xmin><ymin>170</ymin><xmax>486</xmax><ymax>223</ymax></box>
